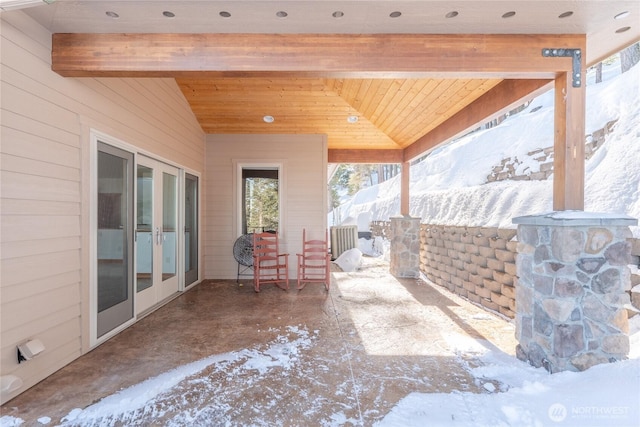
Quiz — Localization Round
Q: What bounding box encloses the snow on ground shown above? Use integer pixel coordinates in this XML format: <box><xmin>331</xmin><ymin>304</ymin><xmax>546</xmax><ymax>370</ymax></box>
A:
<box><xmin>1</xmin><ymin>318</ymin><xmax>638</xmax><ymax>426</ymax></box>
<box><xmin>377</xmin><ymin>316</ymin><xmax>640</xmax><ymax>427</ymax></box>
<box><xmin>1</xmin><ymin>326</ymin><xmax>320</xmax><ymax>427</ymax></box>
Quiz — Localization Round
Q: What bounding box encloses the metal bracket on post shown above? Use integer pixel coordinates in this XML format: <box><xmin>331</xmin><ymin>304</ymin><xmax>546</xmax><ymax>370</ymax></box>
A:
<box><xmin>542</xmin><ymin>48</ymin><xmax>582</xmax><ymax>87</ymax></box>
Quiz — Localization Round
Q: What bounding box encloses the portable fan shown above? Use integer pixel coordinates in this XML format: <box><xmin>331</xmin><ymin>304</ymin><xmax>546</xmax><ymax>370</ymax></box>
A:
<box><xmin>233</xmin><ymin>233</ymin><xmax>254</xmax><ymax>283</ymax></box>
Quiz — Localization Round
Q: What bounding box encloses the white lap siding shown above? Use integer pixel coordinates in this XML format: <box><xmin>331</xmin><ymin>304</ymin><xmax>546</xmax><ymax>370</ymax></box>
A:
<box><xmin>0</xmin><ymin>11</ymin><xmax>204</xmax><ymax>403</ymax></box>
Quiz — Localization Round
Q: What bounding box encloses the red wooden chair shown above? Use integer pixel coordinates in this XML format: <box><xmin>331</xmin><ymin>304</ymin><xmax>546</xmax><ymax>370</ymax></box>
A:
<box><xmin>252</xmin><ymin>232</ymin><xmax>289</xmax><ymax>292</ymax></box>
<box><xmin>296</xmin><ymin>229</ymin><xmax>331</xmax><ymax>290</ymax></box>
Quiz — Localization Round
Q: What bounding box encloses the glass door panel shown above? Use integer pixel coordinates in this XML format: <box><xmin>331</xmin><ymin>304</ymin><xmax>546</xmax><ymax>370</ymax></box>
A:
<box><xmin>158</xmin><ymin>168</ymin><xmax>179</xmax><ymax>301</ymax></box>
<box><xmin>136</xmin><ymin>165</ymin><xmax>154</xmax><ymax>292</ymax></box>
<box><xmin>136</xmin><ymin>156</ymin><xmax>180</xmax><ymax>314</ymax></box>
<box><xmin>97</xmin><ymin>143</ymin><xmax>134</xmax><ymax>338</ymax></box>
<box><xmin>162</xmin><ymin>172</ymin><xmax>177</xmax><ymax>282</ymax></box>
<box><xmin>185</xmin><ymin>173</ymin><xmax>199</xmax><ymax>286</ymax></box>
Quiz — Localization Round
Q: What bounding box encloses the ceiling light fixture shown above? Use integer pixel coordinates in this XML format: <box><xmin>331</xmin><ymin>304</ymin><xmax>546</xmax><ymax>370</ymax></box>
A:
<box><xmin>0</xmin><ymin>0</ymin><xmax>54</xmax><ymax>12</ymax></box>
<box><xmin>502</xmin><ymin>11</ymin><xmax>516</xmax><ymax>18</ymax></box>
<box><xmin>219</xmin><ymin>11</ymin><xmax>231</xmax><ymax>18</ymax></box>
<box><xmin>390</xmin><ymin>11</ymin><xmax>402</xmax><ymax>18</ymax></box>
<box><xmin>347</xmin><ymin>115</ymin><xmax>359</xmax><ymax>123</ymax></box>
<box><xmin>615</xmin><ymin>26</ymin><xmax>631</xmax><ymax>33</ymax></box>
<box><xmin>332</xmin><ymin>11</ymin><xmax>344</xmax><ymax>18</ymax></box>
<box><xmin>162</xmin><ymin>11</ymin><xmax>175</xmax><ymax>18</ymax></box>
<box><xmin>105</xmin><ymin>11</ymin><xmax>119</xmax><ymax>19</ymax></box>
<box><xmin>263</xmin><ymin>115</ymin><xmax>275</xmax><ymax>123</ymax></box>
<box><xmin>276</xmin><ymin>11</ymin><xmax>288</xmax><ymax>18</ymax></box>
<box><xmin>558</xmin><ymin>11</ymin><xmax>573</xmax><ymax>19</ymax></box>
<box><xmin>614</xmin><ymin>11</ymin><xmax>630</xmax><ymax>20</ymax></box>
<box><xmin>445</xmin><ymin>11</ymin><xmax>459</xmax><ymax>19</ymax></box>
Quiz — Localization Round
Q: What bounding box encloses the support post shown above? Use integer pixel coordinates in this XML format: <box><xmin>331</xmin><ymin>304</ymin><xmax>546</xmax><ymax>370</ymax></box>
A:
<box><xmin>553</xmin><ymin>70</ymin><xmax>586</xmax><ymax>210</ymax></box>
<box><xmin>389</xmin><ymin>216</ymin><xmax>421</xmax><ymax>279</ymax></box>
<box><xmin>400</xmin><ymin>161</ymin><xmax>410</xmax><ymax>216</ymax></box>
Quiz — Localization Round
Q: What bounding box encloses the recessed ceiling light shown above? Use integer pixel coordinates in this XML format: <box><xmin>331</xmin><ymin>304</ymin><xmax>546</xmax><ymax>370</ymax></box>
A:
<box><xmin>105</xmin><ymin>11</ymin><xmax>119</xmax><ymax>18</ymax></box>
<box><xmin>219</xmin><ymin>11</ymin><xmax>231</xmax><ymax>18</ymax></box>
<box><xmin>276</xmin><ymin>11</ymin><xmax>288</xmax><ymax>18</ymax></box>
<box><xmin>615</xmin><ymin>26</ymin><xmax>631</xmax><ymax>33</ymax></box>
<box><xmin>347</xmin><ymin>115</ymin><xmax>359</xmax><ymax>123</ymax></box>
<box><xmin>502</xmin><ymin>11</ymin><xmax>516</xmax><ymax>19</ymax></box>
<box><xmin>614</xmin><ymin>11</ymin><xmax>630</xmax><ymax>20</ymax></box>
<box><xmin>445</xmin><ymin>11</ymin><xmax>459</xmax><ymax>19</ymax></box>
<box><xmin>162</xmin><ymin>11</ymin><xmax>175</xmax><ymax>18</ymax></box>
<box><xmin>558</xmin><ymin>11</ymin><xmax>573</xmax><ymax>19</ymax></box>
<box><xmin>332</xmin><ymin>11</ymin><xmax>344</xmax><ymax>18</ymax></box>
<box><xmin>390</xmin><ymin>11</ymin><xmax>402</xmax><ymax>18</ymax></box>
<box><xmin>263</xmin><ymin>115</ymin><xmax>275</xmax><ymax>123</ymax></box>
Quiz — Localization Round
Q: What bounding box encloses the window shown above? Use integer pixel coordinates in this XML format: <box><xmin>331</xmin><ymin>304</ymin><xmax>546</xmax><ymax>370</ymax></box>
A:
<box><xmin>242</xmin><ymin>167</ymin><xmax>279</xmax><ymax>234</ymax></box>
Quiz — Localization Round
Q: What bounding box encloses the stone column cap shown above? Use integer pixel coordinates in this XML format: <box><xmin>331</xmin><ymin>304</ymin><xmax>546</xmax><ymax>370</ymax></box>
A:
<box><xmin>390</xmin><ymin>215</ymin><xmax>421</xmax><ymax>220</ymax></box>
<box><xmin>513</xmin><ymin>210</ymin><xmax>638</xmax><ymax>227</ymax></box>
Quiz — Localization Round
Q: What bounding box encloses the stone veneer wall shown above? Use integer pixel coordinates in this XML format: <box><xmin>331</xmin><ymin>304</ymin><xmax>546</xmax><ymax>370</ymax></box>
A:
<box><xmin>419</xmin><ymin>225</ymin><xmax>519</xmax><ymax>318</ymax></box>
<box><xmin>513</xmin><ymin>214</ymin><xmax>636</xmax><ymax>372</ymax></box>
<box><xmin>371</xmin><ymin>221</ymin><xmax>640</xmax><ymax>320</ymax></box>
<box><xmin>389</xmin><ymin>216</ymin><xmax>421</xmax><ymax>278</ymax></box>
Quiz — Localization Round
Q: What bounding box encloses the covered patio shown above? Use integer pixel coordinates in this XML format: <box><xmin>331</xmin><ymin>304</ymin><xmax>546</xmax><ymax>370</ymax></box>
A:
<box><xmin>1</xmin><ymin>257</ymin><xmax>516</xmax><ymax>425</ymax></box>
<box><xmin>2</xmin><ymin>0</ymin><xmax>639</xmax><ymax>412</ymax></box>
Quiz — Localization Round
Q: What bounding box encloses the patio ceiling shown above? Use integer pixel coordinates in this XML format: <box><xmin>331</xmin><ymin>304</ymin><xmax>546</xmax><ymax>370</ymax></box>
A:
<box><xmin>176</xmin><ymin>76</ymin><xmax>503</xmax><ymax>151</ymax></box>
<box><xmin>24</xmin><ymin>1</ymin><xmax>640</xmax><ymax>162</ymax></box>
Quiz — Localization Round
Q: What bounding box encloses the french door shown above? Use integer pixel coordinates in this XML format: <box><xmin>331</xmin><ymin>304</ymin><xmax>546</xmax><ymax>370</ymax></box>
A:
<box><xmin>184</xmin><ymin>173</ymin><xmax>199</xmax><ymax>286</ymax></box>
<box><xmin>136</xmin><ymin>156</ymin><xmax>180</xmax><ymax>315</ymax></box>
<box><xmin>97</xmin><ymin>143</ymin><xmax>134</xmax><ymax>338</ymax></box>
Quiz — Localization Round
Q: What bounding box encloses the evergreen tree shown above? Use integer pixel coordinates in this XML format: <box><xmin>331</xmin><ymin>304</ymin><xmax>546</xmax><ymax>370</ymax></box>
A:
<box><xmin>246</xmin><ymin>177</ymin><xmax>279</xmax><ymax>232</ymax></box>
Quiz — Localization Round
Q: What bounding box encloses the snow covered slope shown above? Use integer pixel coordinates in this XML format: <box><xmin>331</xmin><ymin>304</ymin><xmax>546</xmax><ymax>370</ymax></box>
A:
<box><xmin>332</xmin><ymin>61</ymin><xmax>640</xmax><ymax>236</ymax></box>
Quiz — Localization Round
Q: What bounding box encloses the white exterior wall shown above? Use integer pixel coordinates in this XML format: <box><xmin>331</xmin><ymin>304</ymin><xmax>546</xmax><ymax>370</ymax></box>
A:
<box><xmin>205</xmin><ymin>134</ymin><xmax>328</xmax><ymax>280</ymax></box>
<box><xmin>0</xmin><ymin>11</ymin><xmax>204</xmax><ymax>403</ymax></box>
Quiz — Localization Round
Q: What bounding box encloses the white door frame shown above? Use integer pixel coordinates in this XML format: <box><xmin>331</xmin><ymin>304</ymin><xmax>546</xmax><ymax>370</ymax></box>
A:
<box><xmin>89</xmin><ymin>129</ymin><xmax>198</xmax><ymax>347</ymax></box>
<box><xmin>136</xmin><ymin>155</ymin><xmax>181</xmax><ymax>315</ymax></box>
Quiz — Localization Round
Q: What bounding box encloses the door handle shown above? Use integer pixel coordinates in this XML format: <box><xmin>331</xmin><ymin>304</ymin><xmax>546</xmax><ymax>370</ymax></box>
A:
<box><xmin>156</xmin><ymin>228</ymin><xmax>162</xmax><ymax>245</ymax></box>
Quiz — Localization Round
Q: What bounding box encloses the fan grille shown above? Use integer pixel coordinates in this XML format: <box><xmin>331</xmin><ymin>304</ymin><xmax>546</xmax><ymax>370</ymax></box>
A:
<box><xmin>233</xmin><ymin>233</ymin><xmax>254</xmax><ymax>266</ymax></box>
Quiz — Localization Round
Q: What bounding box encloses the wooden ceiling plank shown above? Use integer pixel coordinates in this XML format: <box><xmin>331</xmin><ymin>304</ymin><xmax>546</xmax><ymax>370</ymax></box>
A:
<box><xmin>388</xmin><ymin>79</ymin><xmax>460</xmax><ymax>144</ymax></box>
<box><xmin>368</xmin><ymin>80</ymin><xmax>407</xmax><ymax>124</ymax></box>
<box><xmin>390</xmin><ymin>79</ymin><xmax>442</xmax><ymax>140</ymax></box>
<box><xmin>352</xmin><ymin>79</ymin><xmax>373</xmax><ymax>111</ymax></box>
<box><xmin>376</xmin><ymin>80</ymin><xmax>426</xmax><ymax>134</ymax></box>
<box><xmin>396</xmin><ymin>79</ymin><xmax>503</xmax><ymax>144</ymax></box>
<box><xmin>358</xmin><ymin>79</ymin><xmax>394</xmax><ymax>119</ymax></box>
<box><xmin>386</xmin><ymin>79</ymin><xmax>457</xmax><ymax>141</ymax></box>
<box><xmin>432</xmin><ymin>79</ymin><xmax>502</xmax><ymax>119</ymax></box>
<box><xmin>342</xmin><ymin>79</ymin><xmax>361</xmax><ymax>104</ymax></box>
<box><xmin>325</xmin><ymin>78</ymin><xmax>343</xmax><ymax>94</ymax></box>
<box><xmin>403</xmin><ymin>79</ymin><xmax>554</xmax><ymax>161</ymax></box>
<box><xmin>52</xmin><ymin>33</ymin><xmax>583</xmax><ymax>77</ymax></box>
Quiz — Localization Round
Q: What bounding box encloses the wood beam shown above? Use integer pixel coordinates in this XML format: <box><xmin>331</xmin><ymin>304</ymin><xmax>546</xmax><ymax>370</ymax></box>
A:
<box><xmin>553</xmin><ymin>72</ymin><xmax>586</xmax><ymax>210</ymax></box>
<box><xmin>52</xmin><ymin>33</ymin><xmax>584</xmax><ymax>78</ymax></box>
<box><xmin>403</xmin><ymin>79</ymin><xmax>554</xmax><ymax>161</ymax></box>
<box><xmin>328</xmin><ymin>149</ymin><xmax>403</xmax><ymax>164</ymax></box>
<box><xmin>401</xmin><ymin>161</ymin><xmax>410</xmax><ymax>216</ymax></box>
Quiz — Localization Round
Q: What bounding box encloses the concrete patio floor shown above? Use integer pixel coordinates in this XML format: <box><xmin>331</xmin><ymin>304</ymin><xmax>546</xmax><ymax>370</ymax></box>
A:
<box><xmin>1</xmin><ymin>256</ymin><xmax>516</xmax><ymax>426</ymax></box>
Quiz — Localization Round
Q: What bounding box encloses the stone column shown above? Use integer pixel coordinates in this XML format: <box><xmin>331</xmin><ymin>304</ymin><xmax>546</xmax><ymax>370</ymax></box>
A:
<box><xmin>513</xmin><ymin>211</ymin><xmax>637</xmax><ymax>372</ymax></box>
<box><xmin>390</xmin><ymin>215</ymin><xmax>421</xmax><ymax>278</ymax></box>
